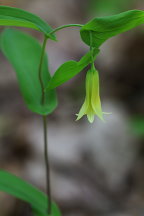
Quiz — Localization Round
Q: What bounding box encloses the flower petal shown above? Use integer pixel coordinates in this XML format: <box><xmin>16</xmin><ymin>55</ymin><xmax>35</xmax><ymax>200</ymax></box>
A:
<box><xmin>91</xmin><ymin>69</ymin><xmax>104</xmax><ymax>121</ymax></box>
<box><xmin>76</xmin><ymin>99</ymin><xmax>87</xmax><ymax>121</ymax></box>
<box><xmin>76</xmin><ymin>69</ymin><xmax>91</xmax><ymax>121</ymax></box>
<box><xmin>85</xmin><ymin>69</ymin><xmax>92</xmax><ymax>103</ymax></box>
<box><xmin>87</xmin><ymin>110</ymin><xmax>95</xmax><ymax>123</ymax></box>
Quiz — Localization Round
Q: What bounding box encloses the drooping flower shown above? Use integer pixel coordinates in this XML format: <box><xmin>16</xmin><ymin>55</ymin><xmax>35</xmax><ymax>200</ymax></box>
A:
<box><xmin>76</xmin><ymin>66</ymin><xmax>104</xmax><ymax>123</ymax></box>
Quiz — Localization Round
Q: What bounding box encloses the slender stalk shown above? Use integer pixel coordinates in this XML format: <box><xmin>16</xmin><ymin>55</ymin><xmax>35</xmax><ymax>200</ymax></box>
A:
<box><xmin>39</xmin><ymin>25</ymin><xmax>83</xmax><ymax>98</ymax></box>
<box><xmin>39</xmin><ymin>24</ymin><xmax>83</xmax><ymax>215</ymax></box>
<box><xmin>39</xmin><ymin>36</ymin><xmax>52</xmax><ymax>214</ymax></box>
<box><xmin>43</xmin><ymin>115</ymin><xmax>52</xmax><ymax>215</ymax></box>
<box><xmin>38</xmin><ymin>35</ymin><xmax>48</xmax><ymax>105</ymax></box>
<box><xmin>49</xmin><ymin>24</ymin><xmax>83</xmax><ymax>35</ymax></box>
<box><xmin>89</xmin><ymin>31</ymin><xmax>95</xmax><ymax>69</ymax></box>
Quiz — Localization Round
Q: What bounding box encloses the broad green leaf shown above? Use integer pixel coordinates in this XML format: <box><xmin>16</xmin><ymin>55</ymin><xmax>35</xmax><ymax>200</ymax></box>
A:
<box><xmin>80</xmin><ymin>10</ymin><xmax>144</xmax><ymax>47</ymax></box>
<box><xmin>33</xmin><ymin>210</ymin><xmax>45</xmax><ymax>216</ymax></box>
<box><xmin>131</xmin><ymin>117</ymin><xmax>144</xmax><ymax>136</ymax></box>
<box><xmin>46</xmin><ymin>48</ymin><xmax>99</xmax><ymax>90</ymax></box>
<box><xmin>0</xmin><ymin>28</ymin><xmax>57</xmax><ymax>115</ymax></box>
<box><xmin>89</xmin><ymin>0</ymin><xmax>134</xmax><ymax>15</ymax></box>
<box><xmin>0</xmin><ymin>6</ymin><xmax>56</xmax><ymax>40</ymax></box>
<box><xmin>33</xmin><ymin>209</ymin><xmax>55</xmax><ymax>216</ymax></box>
<box><xmin>0</xmin><ymin>170</ymin><xmax>61</xmax><ymax>216</ymax></box>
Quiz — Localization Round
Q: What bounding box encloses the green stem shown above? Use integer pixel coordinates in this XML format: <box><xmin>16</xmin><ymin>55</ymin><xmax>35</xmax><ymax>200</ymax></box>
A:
<box><xmin>38</xmin><ymin>35</ymin><xmax>48</xmax><ymax>105</ymax></box>
<box><xmin>89</xmin><ymin>31</ymin><xmax>95</xmax><ymax>69</ymax></box>
<box><xmin>39</xmin><ymin>25</ymin><xmax>83</xmax><ymax>99</ymax></box>
<box><xmin>39</xmin><ymin>24</ymin><xmax>83</xmax><ymax>215</ymax></box>
<box><xmin>49</xmin><ymin>24</ymin><xmax>83</xmax><ymax>35</ymax></box>
<box><xmin>43</xmin><ymin>115</ymin><xmax>52</xmax><ymax>215</ymax></box>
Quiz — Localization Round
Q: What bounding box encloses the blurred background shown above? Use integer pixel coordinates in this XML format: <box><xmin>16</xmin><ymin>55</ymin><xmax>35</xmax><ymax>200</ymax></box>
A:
<box><xmin>0</xmin><ymin>0</ymin><xmax>144</xmax><ymax>216</ymax></box>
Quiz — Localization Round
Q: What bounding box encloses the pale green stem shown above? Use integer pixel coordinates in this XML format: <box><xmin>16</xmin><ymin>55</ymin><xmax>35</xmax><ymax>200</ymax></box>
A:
<box><xmin>38</xmin><ymin>35</ymin><xmax>48</xmax><ymax>105</ymax></box>
<box><xmin>38</xmin><ymin>36</ymin><xmax>52</xmax><ymax>214</ymax></box>
<box><xmin>49</xmin><ymin>24</ymin><xmax>83</xmax><ymax>35</ymax></box>
<box><xmin>43</xmin><ymin>116</ymin><xmax>52</xmax><ymax>215</ymax></box>
<box><xmin>38</xmin><ymin>23</ymin><xmax>83</xmax><ymax>215</ymax></box>
<box><xmin>89</xmin><ymin>31</ymin><xmax>95</xmax><ymax>70</ymax></box>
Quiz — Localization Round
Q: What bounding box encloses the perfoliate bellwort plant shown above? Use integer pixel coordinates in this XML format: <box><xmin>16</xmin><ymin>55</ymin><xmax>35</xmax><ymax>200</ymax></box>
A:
<box><xmin>0</xmin><ymin>5</ymin><xmax>144</xmax><ymax>216</ymax></box>
<box><xmin>77</xmin><ymin>31</ymin><xmax>105</xmax><ymax>123</ymax></box>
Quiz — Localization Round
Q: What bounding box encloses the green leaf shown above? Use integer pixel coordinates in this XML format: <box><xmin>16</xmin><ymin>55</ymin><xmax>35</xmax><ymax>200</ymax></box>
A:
<box><xmin>0</xmin><ymin>6</ymin><xmax>56</xmax><ymax>40</ymax></box>
<box><xmin>46</xmin><ymin>48</ymin><xmax>100</xmax><ymax>90</ymax></box>
<box><xmin>32</xmin><ymin>209</ymin><xmax>56</xmax><ymax>216</ymax></box>
<box><xmin>0</xmin><ymin>170</ymin><xmax>61</xmax><ymax>216</ymax></box>
<box><xmin>80</xmin><ymin>10</ymin><xmax>144</xmax><ymax>47</ymax></box>
<box><xmin>0</xmin><ymin>28</ymin><xmax>57</xmax><ymax>115</ymax></box>
<box><xmin>89</xmin><ymin>0</ymin><xmax>134</xmax><ymax>15</ymax></box>
<box><xmin>33</xmin><ymin>210</ymin><xmax>45</xmax><ymax>216</ymax></box>
<box><xmin>131</xmin><ymin>117</ymin><xmax>144</xmax><ymax>136</ymax></box>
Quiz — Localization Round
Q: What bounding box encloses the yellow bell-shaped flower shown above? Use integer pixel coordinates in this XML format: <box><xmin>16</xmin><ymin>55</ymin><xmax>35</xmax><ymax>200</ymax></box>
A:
<box><xmin>76</xmin><ymin>66</ymin><xmax>104</xmax><ymax>123</ymax></box>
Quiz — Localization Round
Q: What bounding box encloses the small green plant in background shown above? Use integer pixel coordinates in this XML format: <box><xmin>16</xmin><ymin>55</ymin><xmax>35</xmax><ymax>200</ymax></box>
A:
<box><xmin>89</xmin><ymin>0</ymin><xmax>135</xmax><ymax>15</ymax></box>
<box><xmin>0</xmin><ymin>5</ymin><xmax>144</xmax><ymax>216</ymax></box>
